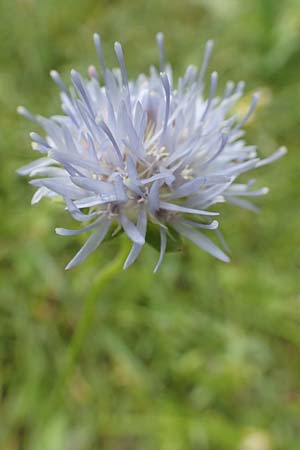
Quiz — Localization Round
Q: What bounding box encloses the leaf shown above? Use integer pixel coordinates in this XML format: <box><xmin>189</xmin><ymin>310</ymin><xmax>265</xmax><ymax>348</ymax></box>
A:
<box><xmin>146</xmin><ymin>222</ymin><xmax>182</xmax><ymax>253</ymax></box>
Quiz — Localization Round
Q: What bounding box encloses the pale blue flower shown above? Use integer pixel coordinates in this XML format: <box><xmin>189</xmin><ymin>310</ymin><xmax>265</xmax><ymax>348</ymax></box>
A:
<box><xmin>18</xmin><ymin>33</ymin><xmax>286</xmax><ymax>271</ymax></box>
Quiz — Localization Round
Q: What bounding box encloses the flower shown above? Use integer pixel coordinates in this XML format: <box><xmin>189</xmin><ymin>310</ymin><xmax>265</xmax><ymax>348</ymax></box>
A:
<box><xmin>17</xmin><ymin>33</ymin><xmax>286</xmax><ymax>271</ymax></box>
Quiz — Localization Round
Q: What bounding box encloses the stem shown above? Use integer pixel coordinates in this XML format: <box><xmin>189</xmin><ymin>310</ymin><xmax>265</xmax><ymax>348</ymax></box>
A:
<box><xmin>39</xmin><ymin>236</ymin><xmax>129</xmax><ymax>424</ymax></box>
<box><xmin>63</xmin><ymin>235</ymin><xmax>129</xmax><ymax>383</ymax></box>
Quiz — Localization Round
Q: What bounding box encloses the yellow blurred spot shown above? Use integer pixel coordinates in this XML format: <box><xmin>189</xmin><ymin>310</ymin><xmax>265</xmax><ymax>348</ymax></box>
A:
<box><xmin>233</xmin><ymin>88</ymin><xmax>273</xmax><ymax>125</ymax></box>
<box><xmin>240</xmin><ymin>429</ymin><xmax>272</xmax><ymax>450</ymax></box>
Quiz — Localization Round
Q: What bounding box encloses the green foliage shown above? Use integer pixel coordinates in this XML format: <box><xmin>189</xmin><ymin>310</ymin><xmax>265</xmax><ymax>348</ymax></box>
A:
<box><xmin>1</xmin><ymin>0</ymin><xmax>300</xmax><ymax>449</ymax></box>
<box><xmin>146</xmin><ymin>223</ymin><xmax>183</xmax><ymax>253</ymax></box>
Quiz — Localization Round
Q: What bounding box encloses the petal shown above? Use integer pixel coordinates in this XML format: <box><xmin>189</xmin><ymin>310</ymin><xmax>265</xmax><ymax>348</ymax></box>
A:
<box><xmin>17</xmin><ymin>157</ymin><xmax>56</xmax><ymax>176</ymax></box>
<box><xmin>123</xmin><ymin>207</ymin><xmax>147</xmax><ymax>269</ymax></box>
<box><xmin>173</xmin><ymin>221</ymin><xmax>230</xmax><ymax>262</ymax></box>
<box><xmin>74</xmin><ymin>195</ymin><xmax>112</xmax><ymax>208</ymax></box>
<box><xmin>153</xmin><ymin>226</ymin><xmax>167</xmax><ymax>273</ymax></box>
<box><xmin>114</xmin><ymin>174</ymin><xmax>128</xmax><ymax>203</ymax></box>
<box><xmin>50</xmin><ymin>150</ymin><xmax>108</xmax><ymax>176</ymax></box>
<box><xmin>159</xmin><ymin>201</ymin><xmax>219</xmax><ymax>216</ymax></box>
<box><xmin>180</xmin><ymin>219</ymin><xmax>219</xmax><ymax>230</ymax></box>
<box><xmin>141</xmin><ymin>172</ymin><xmax>174</xmax><ymax>185</ymax></box>
<box><xmin>226</xmin><ymin>187</ymin><xmax>269</xmax><ymax>197</ymax></box>
<box><xmin>225</xmin><ymin>196</ymin><xmax>260</xmax><ymax>213</ymax></box>
<box><xmin>65</xmin><ymin>217</ymin><xmax>111</xmax><ymax>269</ymax></box>
<box><xmin>169</xmin><ymin>175</ymin><xmax>231</xmax><ymax>199</ymax></box>
<box><xmin>126</xmin><ymin>155</ymin><xmax>144</xmax><ymax>196</ymax></box>
<box><xmin>65</xmin><ymin>198</ymin><xmax>100</xmax><ymax>222</ymax></box>
<box><xmin>31</xmin><ymin>186</ymin><xmax>52</xmax><ymax>204</ymax></box>
<box><xmin>30</xmin><ymin>177</ymin><xmax>84</xmax><ymax>199</ymax></box>
<box><xmin>56</xmin><ymin>216</ymin><xmax>106</xmax><ymax>236</ymax></box>
<box><xmin>214</xmin><ymin>228</ymin><xmax>231</xmax><ymax>254</ymax></box>
<box><xmin>148</xmin><ymin>180</ymin><xmax>162</xmax><ymax>214</ymax></box>
<box><xmin>120</xmin><ymin>213</ymin><xmax>145</xmax><ymax>245</ymax></box>
<box><xmin>71</xmin><ymin>69</ymin><xmax>94</xmax><ymax>117</ymax></box>
<box><xmin>30</xmin><ymin>132</ymin><xmax>50</xmax><ymax>147</ymax></box>
<box><xmin>256</xmin><ymin>147</ymin><xmax>287</xmax><ymax>168</ymax></box>
<box><xmin>218</xmin><ymin>159</ymin><xmax>259</xmax><ymax>176</ymax></box>
<box><xmin>70</xmin><ymin>176</ymin><xmax>116</xmax><ymax>201</ymax></box>
<box><xmin>29</xmin><ymin>167</ymin><xmax>66</xmax><ymax>177</ymax></box>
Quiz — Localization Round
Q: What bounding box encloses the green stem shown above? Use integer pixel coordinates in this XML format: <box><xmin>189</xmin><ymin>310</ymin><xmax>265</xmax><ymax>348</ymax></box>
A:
<box><xmin>40</xmin><ymin>236</ymin><xmax>129</xmax><ymax>424</ymax></box>
<box><xmin>63</xmin><ymin>236</ymin><xmax>129</xmax><ymax>383</ymax></box>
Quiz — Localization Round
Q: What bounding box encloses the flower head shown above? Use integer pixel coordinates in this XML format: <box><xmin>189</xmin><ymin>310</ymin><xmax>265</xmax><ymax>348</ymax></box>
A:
<box><xmin>18</xmin><ymin>33</ymin><xmax>286</xmax><ymax>271</ymax></box>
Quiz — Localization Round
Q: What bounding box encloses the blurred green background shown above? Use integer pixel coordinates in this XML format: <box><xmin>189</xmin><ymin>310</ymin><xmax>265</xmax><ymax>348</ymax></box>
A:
<box><xmin>1</xmin><ymin>0</ymin><xmax>300</xmax><ymax>449</ymax></box>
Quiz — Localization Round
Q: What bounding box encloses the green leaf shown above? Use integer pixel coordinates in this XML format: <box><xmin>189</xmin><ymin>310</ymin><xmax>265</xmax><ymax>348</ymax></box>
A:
<box><xmin>146</xmin><ymin>222</ymin><xmax>182</xmax><ymax>253</ymax></box>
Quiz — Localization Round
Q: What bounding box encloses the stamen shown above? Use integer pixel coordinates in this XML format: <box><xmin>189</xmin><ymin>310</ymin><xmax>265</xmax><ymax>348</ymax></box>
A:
<box><xmin>145</xmin><ymin>118</ymin><xmax>156</xmax><ymax>142</ymax></box>
<box><xmin>156</xmin><ymin>32</ymin><xmax>165</xmax><ymax>72</ymax></box>
<box><xmin>181</xmin><ymin>165</ymin><xmax>193</xmax><ymax>180</ymax></box>
<box><xmin>88</xmin><ymin>65</ymin><xmax>99</xmax><ymax>79</ymax></box>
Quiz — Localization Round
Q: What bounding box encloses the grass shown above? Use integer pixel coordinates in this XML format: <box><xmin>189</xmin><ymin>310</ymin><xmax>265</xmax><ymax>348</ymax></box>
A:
<box><xmin>1</xmin><ymin>0</ymin><xmax>300</xmax><ymax>449</ymax></box>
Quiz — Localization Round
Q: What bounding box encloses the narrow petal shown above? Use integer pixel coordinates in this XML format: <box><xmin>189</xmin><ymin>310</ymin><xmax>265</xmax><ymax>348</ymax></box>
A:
<box><xmin>70</xmin><ymin>176</ymin><xmax>116</xmax><ymax>201</ymax></box>
<box><xmin>114</xmin><ymin>42</ymin><xmax>129</xmax><ymax>87</ymax></box>
<box><xmin>74</xmin><ymin>195</ymin><xmax>112</xmax><ymax>208</ymax></box>
<box><xmin>114</xmin><ymin>174</ymin><xmax>128</xmax><ymax>203</ymax></box>
<box><xmin>120</xmin><ymin>213</ymin><xmax>145</xmax><ymax>245</ymax></box>
<box><xmin>65</xmin><ymin>198</ymin><xmax>100</xmax><ymax>222</ymax></box>
<box><xmin>17</xmin><ymin>157</ymin><xmax>56</xmax><ymax>176</ymax></box>
<box><xmin>30</xmin><ymin>177</ymin><xmax>84</xmax><ymax>199</ymax></box>
<box><xmin>169</xmin><ymin>175</ymin><xmax>231</xmax><ymax>199</ymax></box>
<box><xmin>17</xmin><ymin>106</ymin><xmax>39</xmax><ymax>124</ymax></box>
<box><xmin>93</xmin><ymin>33</ymin><xmax>107</xmax><ymax>79</ymax></box>
<box><xmin>218</xmin><ymin>159</ymin><xmax>259</xmax><ymax>176</ymax></box>
<box><xmin>198</xmin><ymin>40</ymin><xmax>214</xmax><ymax>85</ymax></box>
<box><xmin>49</xmin><ymin>150</ymin><xmax>107</xmax><ymax>176</ymax></box>
<box><xmin>180</xmin><ymin>219</ymin><xmax>219</xmax><ymax>230</ymax></box>
<box><xmin>226</xmin><ymin>187</ymin><xmax>269</xmax><ymax>197</ymax></box>
<box><xmin>148</xmin><ymin>180</ymin><xmax>162</xmax><ymax>214</ymax></box>
<box><xmin>123</xmin><ymin>207</ymin><xmax>147</xmax><ymax>269</ymax></box>
<box><xmin>200</xmin><ymin>71</ymin><xmax>218</xmax><ymax>121</ymax></box>
<box><xmin>99</xmin><ymin>120</ymin><xmax>124</xmax><ymax>168</ymax></box>
<box><xmin>256</xmin><ymin>147</ymin><xmax>287</xmax><ymax>168</ymax></box>
<box><xmin>160</xmin><ymin>73</ymin><xmax>170</xmax><ymax>139</ymax></box>
<box><xmin>225</xmin><ymin>196</ymin><xmax>260</xmax><ymax>213</ymax></box>
<box><xmin>65</xmin><ymin>217</ymin><xmax>111</xmax><ymax>269</ymax></box>
<box><xmin>126</xmin><ymin>155</ymin><xmax>144</xmax><ymax>196</ymax></box>
<box><xmin>232</xmin><ymin>93</ymin><xmax>259</xmax><ymax>132</ymax></box>
<box><xmin>141</xmin><ymin>172</ymin><xmax>174</xmax><ymax>185</ymax></box>
<box><xmin>71</xmin><ymin>69</ymin><xmax>94</xmax><ymax>117</ymax></box>
<box><xmin>159</xmin><ymin>201</ymin><xmax>219</xmax><ymax>216</ymax></box>
<box><xmin>56</xmin><ymin>216</ymin><xmax>106</xmax><ymax>236</ymax></box>
<box><xmin>173</xmin><ymin>221</ymin><xmax>230</xmax><ymax>262</ymax></box>
<box><xmin>50</xmin><ymin>70</ymin><xmax>69</xmax><ymax>95</ymax></box>
<box><xmin>156</xmin><ymin>32</ymin><xmax>165</xmax><ymax>72</ymax></box>
<box><xmin>31</xmin><ymin>186</ymin><xmax>51</xmax><ymax>204</ymax></box>
<box><xmin>215</xmin><ymin>228</ymin><xmax>231</xmax><ymax>254</ymax></box>
<box><xmin>30</xmin><ymin>132</ymin><xmax>50</xmax><ymax>147</ymax></box>
<box><xmin>154</xmin><ymin>226</ymin><xmax>167</xmax><ymax>273</ymax></box>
